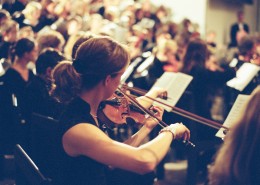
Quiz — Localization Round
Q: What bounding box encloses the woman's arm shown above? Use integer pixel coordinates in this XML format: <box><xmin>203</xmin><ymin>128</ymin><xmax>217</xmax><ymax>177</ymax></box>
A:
<box><xmin>62</xmin><ymin>122</ymin><xmax>189</xmax><ymax>174</ymax></box>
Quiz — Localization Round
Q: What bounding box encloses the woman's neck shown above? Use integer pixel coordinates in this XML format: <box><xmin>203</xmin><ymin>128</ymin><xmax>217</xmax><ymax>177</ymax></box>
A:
<box><xmin>12</xmin><ymin>58</ymin><xmax>30</xmax><ymax>81</ymax></box>
<box><xmin>13</xmin><ymin>58</ymin><xmax>28</xmax><ymax>69</ymax></box>
<box><xmin>79</xmin><ymin>86</ymin><xmax>104</xmax><ymax>116</ymax></box>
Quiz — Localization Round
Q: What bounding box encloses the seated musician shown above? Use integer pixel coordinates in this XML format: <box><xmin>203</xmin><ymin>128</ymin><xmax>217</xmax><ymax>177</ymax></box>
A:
<box><xmin>51</xmin><ymin>36</ymin><xmax>190</xmax><ymax>185</ymax></box>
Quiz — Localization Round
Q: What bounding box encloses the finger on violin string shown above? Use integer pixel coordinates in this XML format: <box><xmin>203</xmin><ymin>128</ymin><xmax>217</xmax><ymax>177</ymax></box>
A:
<box><xmin>149</xmin><ymin>106</ymin><xmax>160</xmax><ymax>114</ymax></box>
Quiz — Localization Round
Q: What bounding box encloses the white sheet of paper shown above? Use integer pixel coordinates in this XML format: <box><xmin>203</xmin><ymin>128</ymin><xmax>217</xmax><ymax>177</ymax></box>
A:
<box><xmin>215</xmin><ymin>94</ymin><xmax>250</xmax><ymax>138</ymax></box>
<box><xmin>0</xmin><ymin>61</ymin><xmax>5</xmax><ymax>76</ymax></box>
<box><xmin>227</xmin><ymin>63</ymin><xmax>260</xmax><ymax>91</ymax></box>
<box><xmin>152</xmin><ymin>72</ymin><xmax>193</xmax><ymax>112</ymax></box>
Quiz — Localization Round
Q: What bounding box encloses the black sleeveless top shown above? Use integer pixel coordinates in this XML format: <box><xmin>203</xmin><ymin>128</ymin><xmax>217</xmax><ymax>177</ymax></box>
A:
<box><xmin>55</xmin><ymin>97</ymin><xmax>107</xmax><ymax>185</ymax></box>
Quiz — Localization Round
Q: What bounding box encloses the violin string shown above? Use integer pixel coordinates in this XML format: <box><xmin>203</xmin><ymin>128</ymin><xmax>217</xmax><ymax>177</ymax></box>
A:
<box><xmin>122</xmin><ymin>85</ymin><xmax>229</xmax><ymax>131</ymax></box>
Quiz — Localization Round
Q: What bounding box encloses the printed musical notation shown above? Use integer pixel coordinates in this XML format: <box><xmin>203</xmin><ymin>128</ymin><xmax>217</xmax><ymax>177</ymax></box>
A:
<box><xmin>216</xmin><ymin>94</ymin><xmax>250</xmax><ymax>138</ymax></box>
<box><xmin>227</xmin><ymin>63</ymin><xmax>260</xmax><ymax>91</ymax></box>
<box><xmin>152</xmin><ymin>72</ymin><xmax>193</xmax><ymax>112</ymax></box>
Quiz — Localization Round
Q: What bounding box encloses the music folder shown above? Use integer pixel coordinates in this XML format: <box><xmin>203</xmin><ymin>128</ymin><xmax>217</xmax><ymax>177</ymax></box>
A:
<box><xmin>151</xmin><ymin>72</ymin><xmax>193</xmax><ymax>112</ymax></box>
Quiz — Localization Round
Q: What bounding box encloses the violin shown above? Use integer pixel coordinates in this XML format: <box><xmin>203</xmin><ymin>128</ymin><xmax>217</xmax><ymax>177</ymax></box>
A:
<box><xmin>98</xmin><ymin>87</ymin><xmax>196</xmax><ymax>147</ymax></box>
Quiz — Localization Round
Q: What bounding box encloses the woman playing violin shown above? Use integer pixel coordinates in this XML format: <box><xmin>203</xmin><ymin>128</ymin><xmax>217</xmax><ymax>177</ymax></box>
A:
<box><xmin>51</xmin><ymin>36</ymin><xmax>190</xmax><ymax>185</ymax></box>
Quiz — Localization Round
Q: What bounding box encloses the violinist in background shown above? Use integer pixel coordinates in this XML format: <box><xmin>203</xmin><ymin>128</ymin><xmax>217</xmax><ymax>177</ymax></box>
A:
<box><xmin>179</xmin><ymin>38</ymin><xmax>235</xmax><ymax>183</ymax></box>
<box><xmin>208</xmin><ymin>86</ymin><xmax>260</xmax><ymax>185</ymax></box>
<box><xmin>181</xmin><ymin>38</ymin><xmax>235</xmax><ymax>127</ymax></box>
<box><xmin>231</xmin><ymin>35</ymin><xmax>255</xmax><ymax>70</ymax></box>
<box><xmin>51</xmin><ymin>37</ymin><xmax>190</xmax><ymax>185</ymax></box>
<box><xmin>227</xmin><ymin>35</ymin><xmax>260</xmax><ymax>107</ymax></box>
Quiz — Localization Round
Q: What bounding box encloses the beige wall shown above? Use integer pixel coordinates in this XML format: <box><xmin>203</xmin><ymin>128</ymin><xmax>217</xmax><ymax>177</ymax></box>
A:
<box><xmin>205</xmin><ymin>0</ymin><xmax>258</xmax><ymax>47</ymax></box>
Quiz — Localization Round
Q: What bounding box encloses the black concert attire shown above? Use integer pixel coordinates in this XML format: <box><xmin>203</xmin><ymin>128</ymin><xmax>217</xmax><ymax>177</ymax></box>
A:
<box><xmin>3</xmin><ymin>68</ymin><xmax>35</xmax><ymax>106</ymax></box>
<box><xmin>25</xmin><ymin>76</ymin><xmax>64</xmax><ymax>119</ymax></box>
<box><xmin>145</xmin><ymin>57</ymin><xmax>165</xmax><ymax>89</ymax></box>
<box><xmin>186</xmin><ymin>66</ymin><xmax>235</xmax><ymax>122</ymax></box>
<box><xmin>2</xmin><ymin>0</ymin><xmax>26</xmax><ymax>15</ymax></box>
<box><xmin>0</xmin><ymin>68</ymin><xmax>35</xmax><ymax>152</ymax></box>
<box><xmin>0</xmin><ymin>41</ymin><xmax>15</xmax><ymax>61</ymax></box>
<box><xmin>106</xmin><ymin>169</ymin><xmax>155</xmax><ymax>185</ymax></box>
<box><xmin>229</xmin><ymin>22</ymin><xmax>249</xmax><ymax>48</ymax></box>
<box><xmin>54</xmin><ymin>97</ymin><xmax>107</xmax><ymax>185</ymax></box>
<box><xmin>37</xmin><ymin>10</ymin><xmax>58</xmax><ymax>30</ymax></box>
<box><xmin>12</xmin><ymin>12</ymin><xmax>44</xmax><ymax>32</ymax></box>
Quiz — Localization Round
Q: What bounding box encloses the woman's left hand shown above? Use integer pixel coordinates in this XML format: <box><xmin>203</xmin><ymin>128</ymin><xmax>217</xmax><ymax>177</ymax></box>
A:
<box><xmin>136</xmin><ymin>87</ymin><xmax>167</xmax><ymax>109</ymax></box>
<box><xmin>144</xmin><ymin>106</ymin><xmax>164</xmax><ymax>130</ymax></box>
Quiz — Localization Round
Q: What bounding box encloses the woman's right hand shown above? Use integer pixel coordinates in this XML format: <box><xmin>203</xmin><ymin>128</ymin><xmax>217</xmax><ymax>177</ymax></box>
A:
<box><xmin>161</xmin><ymin>123</ymin><xmax>190</xmax><ymax>141</ymax></box>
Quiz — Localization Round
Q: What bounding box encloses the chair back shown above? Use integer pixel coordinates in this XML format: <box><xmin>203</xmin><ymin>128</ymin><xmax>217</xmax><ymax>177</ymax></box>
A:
<box><xmin>30</xmin><ymin>113</ymin><xmax>60</xmax><ymax>180</ymax></box>
<box><xmin>14</xmin><ymin>144</ymin><xmax>52</xmax><ymax>185</ymax></box>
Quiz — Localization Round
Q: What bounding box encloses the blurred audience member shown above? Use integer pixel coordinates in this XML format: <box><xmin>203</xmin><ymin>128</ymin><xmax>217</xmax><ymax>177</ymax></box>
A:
<box><xmin>1</xmin><ymin>38</ymin><xmax>37</xmax><ymax>151</ymax></box>
<box><xmin>0</xmin><ymin>20</ymin><xmax>19</xmax><ymax>62</ymax></box>
<box><xmin>37</xmin><ymin>29</ymin><xmax>65</xmax><ymax>53</ymax></box>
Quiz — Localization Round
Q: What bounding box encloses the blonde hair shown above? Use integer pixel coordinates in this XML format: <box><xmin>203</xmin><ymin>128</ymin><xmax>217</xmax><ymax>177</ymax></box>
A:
<box><xmin>1</xmin><ymin>19</ymin><xmax>19</xmax><ymax>34</ymax></box>
<box><xmin>23</xmin><ymin>1</ymin><xmax>42</xmax><ymax>21</ymax></box>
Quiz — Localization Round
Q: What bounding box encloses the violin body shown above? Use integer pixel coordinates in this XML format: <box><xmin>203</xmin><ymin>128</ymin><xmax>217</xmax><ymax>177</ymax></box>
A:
<box><xmin>98</xmin><ymin>92</ymin><xmax>146</xmax><ymax>128</ymax></box>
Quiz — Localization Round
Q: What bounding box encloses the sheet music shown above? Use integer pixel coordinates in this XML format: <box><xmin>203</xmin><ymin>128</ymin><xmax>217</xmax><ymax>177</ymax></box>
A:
<box><xmin>0</xmin><ymin>61</ymin><xmax>4</xmax><ymax>76</ymax></box>
<box><xmin>152</xmin><ymin>72</ymin><xmax>193</xmax><ymax>112</ymax></box>
<box><xmin>216</xmin><ymin>94</ymin><xmax>250</xmax><ymax>138</ymax></box>
<box><xmin>227</xmin><ymin>63</ymin><xmax>260</xmax><ymax>91</ymax></box>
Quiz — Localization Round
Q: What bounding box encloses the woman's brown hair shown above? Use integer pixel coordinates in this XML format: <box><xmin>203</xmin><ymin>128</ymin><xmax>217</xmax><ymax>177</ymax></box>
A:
<box><xmin>51</xmin><ymin>36</ymin><xmax>130</xmax><ymax>103</ymax></box>
<box><xmin>181</xmin><ymin>38</ymin><xmax>208</xmax><ymax>74</ymax></box>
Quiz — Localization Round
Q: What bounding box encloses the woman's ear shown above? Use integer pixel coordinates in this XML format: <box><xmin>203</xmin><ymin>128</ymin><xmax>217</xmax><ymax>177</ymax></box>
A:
<box><xmin>46</xmin><ymin>67</ymin><xmax>53</xmax><ymax>77</ymax></box>
<box><xmin>103</xmin><ymin>75</ymin><xmax>112</xmax><ymax>86</ymax></box>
